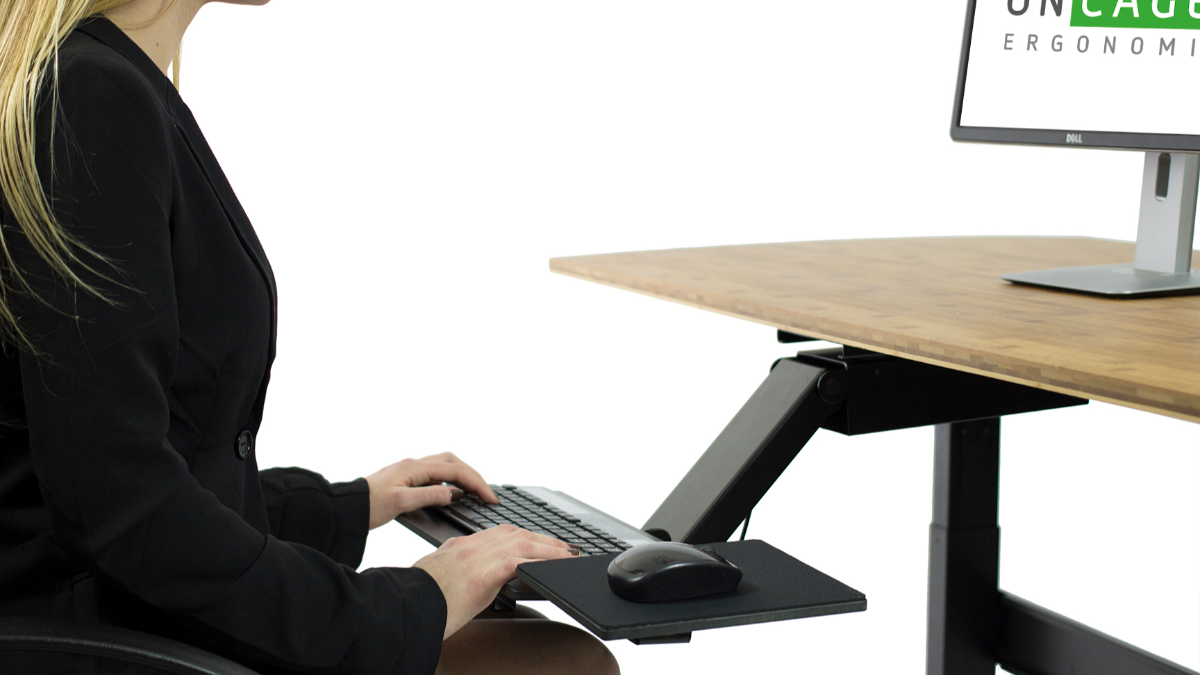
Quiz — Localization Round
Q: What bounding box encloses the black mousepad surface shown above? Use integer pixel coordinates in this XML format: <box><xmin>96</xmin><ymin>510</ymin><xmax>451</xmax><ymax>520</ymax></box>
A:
<box><xmin>515</xmin><ymin>539</ymin><xmax>866</xmax><ymax>641</ymax></box>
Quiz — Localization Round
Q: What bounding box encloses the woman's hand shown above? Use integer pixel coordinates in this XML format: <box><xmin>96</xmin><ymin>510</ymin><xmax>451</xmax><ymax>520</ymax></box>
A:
<box><xmin>415</xmin><ymin>525</ymin><xmax>578</xmax><ymax>638</ymax></box>
<box><xmin>365</xmin><ymin>452</ymin><xmax>498</xmax><ymax>529</ymax></box>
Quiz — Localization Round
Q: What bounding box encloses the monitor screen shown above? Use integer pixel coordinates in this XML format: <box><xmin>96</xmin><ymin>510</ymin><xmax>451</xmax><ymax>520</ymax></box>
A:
<box><xmin>952</xmin><ymin>0</ymin><xmax>1200</xmax><ymax>150</ymax></box>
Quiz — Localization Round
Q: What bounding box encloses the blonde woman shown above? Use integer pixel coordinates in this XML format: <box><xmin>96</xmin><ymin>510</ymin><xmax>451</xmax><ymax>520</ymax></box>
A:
<box><xmin>0</xmin><ymin>1</ymin><xmax>619</xmax><ymax>673</ymax></box>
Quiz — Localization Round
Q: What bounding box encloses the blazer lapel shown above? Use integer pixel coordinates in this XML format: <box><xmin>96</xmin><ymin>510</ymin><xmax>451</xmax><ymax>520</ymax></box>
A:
<box><xmin>169</xmin><ymin>106</ymin><xmax>280</xmax><ymax>323</ymax></box>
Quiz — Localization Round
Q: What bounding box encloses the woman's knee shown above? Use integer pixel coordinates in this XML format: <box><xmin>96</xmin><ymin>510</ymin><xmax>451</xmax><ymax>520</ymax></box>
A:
<box><xmin>437</xmin><ymin>619</ymin><xmax>619</xmax><ymax>675</ymax></box>
<box><xmin>548</xmin><ymin>622</ymin><xmax>619</xmax><ymax>675</ymax></box>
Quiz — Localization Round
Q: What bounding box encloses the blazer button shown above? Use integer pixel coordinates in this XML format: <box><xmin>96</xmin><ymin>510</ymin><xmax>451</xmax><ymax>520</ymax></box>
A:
<box><xmin>235</xmin><ymin>430</ymin><xmax>254</xmax><ymax>460</ymax></box>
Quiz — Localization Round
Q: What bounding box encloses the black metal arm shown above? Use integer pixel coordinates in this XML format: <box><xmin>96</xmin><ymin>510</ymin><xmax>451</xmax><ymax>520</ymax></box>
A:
<box><xmin>643</xmin><ymin>346</ymin><xmax>1085</xmax><ymax>545</ymax></box>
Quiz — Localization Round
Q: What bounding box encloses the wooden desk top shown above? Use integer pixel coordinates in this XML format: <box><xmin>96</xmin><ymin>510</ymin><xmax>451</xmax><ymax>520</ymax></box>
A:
<box><xmin>550</xmin><ymin>237</ymin><xmax>1200</xmax><ymax>424</ymax></box>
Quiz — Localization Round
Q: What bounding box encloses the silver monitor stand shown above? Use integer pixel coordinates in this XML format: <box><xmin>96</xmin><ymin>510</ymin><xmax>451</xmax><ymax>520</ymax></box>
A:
<box><xmin>1002</xmin><ymin>152</ymin><xmax>1200</xmax><ymax>298</ymax></box>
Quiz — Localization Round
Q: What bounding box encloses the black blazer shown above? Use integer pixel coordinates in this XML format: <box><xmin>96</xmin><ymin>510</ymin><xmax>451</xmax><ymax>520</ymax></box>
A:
<box><xmin>0</xmin><ymin>18</ymin><xmax>445</xmax><ymax>675</ymax></box>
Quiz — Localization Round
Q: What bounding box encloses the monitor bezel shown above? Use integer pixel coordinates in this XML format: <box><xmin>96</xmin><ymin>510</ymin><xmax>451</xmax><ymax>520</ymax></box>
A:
<box><xmin>950</xmin><ymin>0</ymin><xmax>1200</xmax><ymax>153</ymax></box>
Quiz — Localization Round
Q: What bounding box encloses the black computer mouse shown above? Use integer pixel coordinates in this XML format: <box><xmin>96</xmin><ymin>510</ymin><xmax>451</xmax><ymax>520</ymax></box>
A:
<box><xmin>606</xmin><ymin>542</ymin><xmax>742</xmax><ymax>603</ymax></box>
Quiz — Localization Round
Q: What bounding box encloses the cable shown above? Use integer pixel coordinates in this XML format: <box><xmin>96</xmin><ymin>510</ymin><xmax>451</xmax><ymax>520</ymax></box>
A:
<box><xmin>739</xmin><ymin>510</ymin><xmax>752</xmax><ymax>541</ymax></box>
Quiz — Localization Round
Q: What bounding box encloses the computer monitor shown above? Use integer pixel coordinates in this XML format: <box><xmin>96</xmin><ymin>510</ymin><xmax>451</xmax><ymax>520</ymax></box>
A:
<box><xmin>951</xmin><ymin>0</ymin><xmax>1200</xmax><ymax>297</ymax></box>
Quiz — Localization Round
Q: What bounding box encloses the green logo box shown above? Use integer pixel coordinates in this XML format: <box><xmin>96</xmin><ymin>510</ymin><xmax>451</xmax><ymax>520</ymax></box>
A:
<box><xmin>1069</xmin><ymin>0</ymin><xmax>1200</xmax><ymax>28</ymax></box>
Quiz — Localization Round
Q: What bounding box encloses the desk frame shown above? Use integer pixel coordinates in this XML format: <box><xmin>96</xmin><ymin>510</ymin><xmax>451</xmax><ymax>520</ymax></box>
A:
<box><xmin>646</xmin><ymin>339</ymin><xmax>1197</xmax><ymax>675</ymax></box>
<box><xmin>935</xmin><ymin>419</ymin><xmax>1196</xmax><ymax>675</ymax></box>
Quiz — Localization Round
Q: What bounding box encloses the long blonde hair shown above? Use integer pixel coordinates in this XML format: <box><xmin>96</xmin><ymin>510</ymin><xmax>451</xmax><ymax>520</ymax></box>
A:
<box><xmin>0</xmin><ymin>0</ymin><xmax>138</xmax><ymax>354</ymax></box>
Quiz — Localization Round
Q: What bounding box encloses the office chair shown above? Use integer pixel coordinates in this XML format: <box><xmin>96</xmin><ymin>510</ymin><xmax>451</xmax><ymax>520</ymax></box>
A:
<box><xmin>0</xmin><ymin>617</ymin><xmax>259</xmax><ymax>675</ymax></box>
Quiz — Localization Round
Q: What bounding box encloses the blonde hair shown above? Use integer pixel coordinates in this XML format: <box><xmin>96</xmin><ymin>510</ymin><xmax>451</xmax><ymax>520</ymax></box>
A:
<box><xmin>0</xmin><ymin>0</ymin><xmax>138</xmax><ymax>354</ymax></box>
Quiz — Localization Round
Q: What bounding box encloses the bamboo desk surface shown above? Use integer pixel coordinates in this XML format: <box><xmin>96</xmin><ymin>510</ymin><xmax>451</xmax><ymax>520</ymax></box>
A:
<box><xmin>550</xmin><ymin>237</ymin><xmax>1200</xmax><ymax>424</ymax></box>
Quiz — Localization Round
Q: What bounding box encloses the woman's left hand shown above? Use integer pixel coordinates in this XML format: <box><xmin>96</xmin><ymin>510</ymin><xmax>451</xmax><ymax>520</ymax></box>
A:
<box><xmin>365</xmin><ymin>452</ymin><xmax>499</xmax><ymax>529</ymax></box>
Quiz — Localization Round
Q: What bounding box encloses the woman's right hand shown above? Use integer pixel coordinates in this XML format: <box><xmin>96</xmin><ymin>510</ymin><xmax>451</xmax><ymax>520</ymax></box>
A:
<box><xmin>414</xmin><ymin>525</ymin><xmax>578</xmax><ymax>639</ymax></box>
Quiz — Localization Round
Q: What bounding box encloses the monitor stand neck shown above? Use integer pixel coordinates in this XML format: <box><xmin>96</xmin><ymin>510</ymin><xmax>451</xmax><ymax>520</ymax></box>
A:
<box><xmin>1134</xmin><ymin>151</ymin><xmax>1198</xmax><ymax>275</ymax></box>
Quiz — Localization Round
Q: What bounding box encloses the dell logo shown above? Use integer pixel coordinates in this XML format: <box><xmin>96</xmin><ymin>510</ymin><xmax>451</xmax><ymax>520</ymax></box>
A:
<box><xmin>1066</xmin><ymin>133</ymin><xmax>1083</xmax><ymax>144</ymax></box>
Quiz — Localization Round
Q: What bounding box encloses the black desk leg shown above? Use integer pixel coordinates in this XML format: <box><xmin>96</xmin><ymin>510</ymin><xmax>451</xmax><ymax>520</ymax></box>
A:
<box><xmin>927</xmin><ymin>418</ymin><xmax>1001</xmax><ymax>675</ymax></box>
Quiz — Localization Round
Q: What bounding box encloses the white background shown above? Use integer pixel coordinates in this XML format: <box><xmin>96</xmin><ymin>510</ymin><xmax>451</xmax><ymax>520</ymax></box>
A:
<box><xmin>962</xmin><ymin>0</ymin><xmax>1200</xmax><ymax>134</ymax></box>
<box><xmin>180</xmin><ymin>1</ymin><xmax>1198</xmax><ymax>673</ymax></box>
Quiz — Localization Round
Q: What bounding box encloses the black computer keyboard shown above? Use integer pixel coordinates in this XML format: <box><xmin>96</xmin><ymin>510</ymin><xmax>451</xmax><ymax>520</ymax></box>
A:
<box><xmin>440</xmin><ymin>485</ymin><xmax>632</xmax><ymax>556</ymax></box>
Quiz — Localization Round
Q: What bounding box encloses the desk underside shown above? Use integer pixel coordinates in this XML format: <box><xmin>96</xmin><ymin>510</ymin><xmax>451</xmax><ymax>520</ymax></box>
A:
<box><xmin>550</xmin><ymin>237</ymin><xmax>1200</xmax><ymax>424</ymax></box>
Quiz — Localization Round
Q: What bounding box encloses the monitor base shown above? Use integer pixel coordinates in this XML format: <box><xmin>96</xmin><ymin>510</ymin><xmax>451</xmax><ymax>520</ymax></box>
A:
<box><xmin>1004</xmin><ymin>153</ymin><xmax>1200</xmax><ymax>299</ymax></box>
<box><xmin>1002</xmin><ymin>264</ymin><xmax>1200</xmax><ymax>298</ymax></box>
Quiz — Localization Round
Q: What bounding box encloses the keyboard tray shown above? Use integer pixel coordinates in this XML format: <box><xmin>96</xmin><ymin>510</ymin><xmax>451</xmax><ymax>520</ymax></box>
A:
<box><xmin>515</xmin><ymin>539</ymin><xmax>866</xmax><ymax>642</ymax></box>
